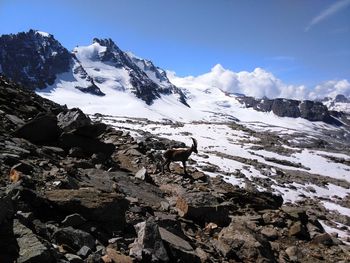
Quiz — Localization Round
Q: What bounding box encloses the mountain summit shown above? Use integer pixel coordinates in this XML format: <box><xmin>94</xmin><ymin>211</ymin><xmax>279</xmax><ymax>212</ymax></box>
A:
<box><xmin>0</xmin><ymin>30</ymin><xmax>188</xmax><ymax>106</ymax></box>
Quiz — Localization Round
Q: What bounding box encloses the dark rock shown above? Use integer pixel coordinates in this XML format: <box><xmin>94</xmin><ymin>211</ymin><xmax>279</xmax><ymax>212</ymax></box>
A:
<box><xmin>0</xmin><ymin>30</ymin><xmax>71</xmax><ymax>90</ymax></box>
<box><xmin>74</xmin><ymin>123</ymin><xmax>107</xmax><ymax>138</ymax></box>
<box><xmin>0</xmin><ymin>196</ymin><xmax>18</xmax><ymax>263</ymax></box>
<box><xmin>45</xmin><ymin>188</ymin><xmax>129</xmax><ymax>233</ymax></box>
<box><xmin>299</xmin><ymin>100</ymin><xmax>331</xmax><ymax>122</ymax></box>
<box><xmin>14</xmin><ymin>219</ymin><xmax>53</xmax><ymax>263</ymax></box>
<box><xmin>129</xmin><ymin>218</ymin><xmax>169</xmax><ymax>262</ymax></box>
<box><xmin>59</xmin><ymin>133</ymin><xmax>115</xmax><ymax>157</ymax></box>
<box><xmin>57</xmin><ymin>108</ymin><xmax>91</xmax><ymax>132</ymax></box>
<box><xmin>159</xmin><ymin>227</ymin><xmax>200</xmax><ymax>263</ymax></box>
<box><xmin>213</xmin><ymin>218</ymin><xmax>274</xmax><ymax>262</ymax></box>
<box><xmin>288</xmin><ymin>221</ymin><xmax>309</xmax><ymax>240</ymax></box>
<box><xmin>14</xmin><ymin>114</ymin><xmax>61</xmax><ymax>144</ymax></box>
<box><xmin>52</xmin><ymin>227</ymin><xmax>95</xmax><ymax>252</ymax></box>
<box><xmin>176</xmin><ymin>192</ymin><xmax>230</xmax><ymax>226</ymax></box>
<box><xmin>77</xmin><ymin>246</ymin><xmax>92</xmax><ymax>259</ymax></box>
<box><xmin>61</xmin><ymin>213</ymin><xmax>87</xmax><ymax>227</ymax></box>
<box><xmin>272</xmin><ymin>99</ymin><xmax>301</xmax><ymax>118</ymax></box>
<box><xmin>311</xmin><ymin>233</ymin><xmax>334</xmax><ymax>246</ymax></box>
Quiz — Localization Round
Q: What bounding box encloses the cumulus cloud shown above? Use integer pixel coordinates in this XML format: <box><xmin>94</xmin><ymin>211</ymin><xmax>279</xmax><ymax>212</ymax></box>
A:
<box><xmin>309</xmin><ymin>79</ymin><xmax>350</xmax><ymax>99</ymax></box>
<box><xmin>167</xmin><ymin>64</ymin><xmax>350</xmax><ymax>100</ymax></box>
<box><xmin>168</xmin><ymin>64</ymin><xmax>307</xmax><ymax>100</ymax></box>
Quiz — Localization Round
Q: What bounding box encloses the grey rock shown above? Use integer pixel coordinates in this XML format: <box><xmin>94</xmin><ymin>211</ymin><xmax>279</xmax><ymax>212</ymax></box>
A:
<box><xmin>129</xmin><ymin>218</ymin><xmax>169</xmax><ymax>262</ymax></box>
<box><xmin>77</xmin><ymin>246</ymin><xmax>92</xmax><ymax>258</ymax></box>
<box><xmin>57</xmin><ymin>108</ymin><xmax>91</xmax><ymax>132</ymax></box>
<box><xmin>52</xmin><ymin>227</ymin><xmax>95</xmax><ymax>252</ymax></box>
<box><xmin>14</xmin><ymin>220</ymin><xmax>53</xmax><ymax>263</ymax></box>
<box><xmin>65</xmin><ymin>253</ymin><xmax>84</xmax><ymax>263</ymax></box>
<box><xmin>159</xmin><ymin>227</ymin><xmax>200</xmax><ymax>263</ymax></box>
<box><xmin>176</xmin><ymin>192</ymin><xmax>230</xmax><ymax>226</ymax></box>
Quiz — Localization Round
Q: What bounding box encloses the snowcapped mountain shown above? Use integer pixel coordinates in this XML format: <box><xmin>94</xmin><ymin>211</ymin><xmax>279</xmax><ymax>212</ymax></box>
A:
<box><xmin>322</xmin><ymin>94</ymin><xmax>350</xmax><ymax>114</ymax></box>
<box><xmin>0</xmin><ymin>30</ymin><xmax>187</xmax><ymax>106</ymax></box>
<box><xmin>0</xmin><ymin>29</ymin><xmax>71</xmax><ymax>89</ymax></box>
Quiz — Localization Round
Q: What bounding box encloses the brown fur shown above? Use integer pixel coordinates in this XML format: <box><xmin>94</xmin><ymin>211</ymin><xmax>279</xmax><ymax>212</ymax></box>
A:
<box><xmin>161</xmin><ymin>138</ymin><xmax>198</xmax><ymax>175</ymax></box>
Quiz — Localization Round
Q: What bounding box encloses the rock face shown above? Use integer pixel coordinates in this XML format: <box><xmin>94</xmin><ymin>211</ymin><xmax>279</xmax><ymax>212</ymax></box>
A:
<box><xmin>0</xmin><ymin>75</ymin><xmax>349</xmax><ymax>262</ymax></box>
<box><xmin>237</xmin><ymin>96</ymin><xmax>336</xmax><ymax>123</ymax></box>
<box><xmin>0</xmin><ymin>30</ymin><xmax>71</xmax><ymax>89</ymax></box>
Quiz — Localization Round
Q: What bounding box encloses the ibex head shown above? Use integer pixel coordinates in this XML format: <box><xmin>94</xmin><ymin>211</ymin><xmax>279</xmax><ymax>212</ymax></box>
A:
<box><xmin>191</xmin><ymin>137</ymin><xmax>198</xmax><ymax>154</ymax></box>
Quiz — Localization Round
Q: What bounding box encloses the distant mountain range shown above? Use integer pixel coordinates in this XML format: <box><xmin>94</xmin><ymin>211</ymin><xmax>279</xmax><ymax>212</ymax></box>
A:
<box><xmin>0</xmin><ymin>30</ymin><xmax>349</xmax><ymax>123</ymax></box>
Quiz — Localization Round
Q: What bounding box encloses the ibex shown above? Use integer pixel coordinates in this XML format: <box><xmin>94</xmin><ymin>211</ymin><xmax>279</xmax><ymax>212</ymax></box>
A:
<box><xmin>161</xmin><ymin>138</ymin><xmax>198</xmax><ymax>175</ymax></box>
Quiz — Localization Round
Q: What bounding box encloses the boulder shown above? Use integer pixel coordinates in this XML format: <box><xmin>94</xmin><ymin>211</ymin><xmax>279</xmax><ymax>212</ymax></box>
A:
<box><xmin>14</xmin><ymin>114</ymin><xmax>61</xmax><ymax>143</ymax></box>
<box><xmin>14</xmin><ymin>220</ymin><xmax>53</xmax><ymax>263</ymax></box>
<box><xmin>159</xmin><ymin>227</ymin><xmax>200</xmax><ymax>263</ymax></box>
<box><xmin>45</xmin><ymin>188</ymin><xmax>129</xmax><ymax>233</ymax></box>
<box><xmin>57</xmin><ymin>108</ymin><xmax>91</xmax><ymax>132</ymax></box>
<box><xmin>129</xmin><ymin>218</ymin><xmax>169</xmax><ymax>262</ymax></box>
<box><xmin>213</xmin><ymin>218</ymin><xmax>274</xmax><ymax>262</ymax></box>
<box><xmin>52</xmin><ymin>227</ymin><xmax>95</xmax><ymax>252</ymax></box>
<box><xmin>74</xmin><ymin>123</ymin><xmax>107</xmax><ymax>138</ymax></box>
<box><xmin>59</xmin><ymin>133</ymin><xmax>115</xmax><ymax>157</ymax></box>
<box><xmin>176</xmin><ymin>192</ymin><xmax>230</xmax><ymax>226</ymax></box>
<box><xmin>105</xmin><ymin>248</ymin><xmax>133</xmax><ymax>263</ymax></box>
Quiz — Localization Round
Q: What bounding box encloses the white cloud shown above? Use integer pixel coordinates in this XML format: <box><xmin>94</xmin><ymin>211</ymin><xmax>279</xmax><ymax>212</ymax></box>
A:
<box><xmin>305</xmin><ymin>0</ymin><xmax>350</xmax><ymax>32</ymax></box>
<box><xmin>167</xmin><ymin>64</ymin><xmax>350</xmax><ymax>100</ymax></box>
<box><xmin>168</xmin><ymin>64</ymin><xmax>307</xmax><ymax>100</ymax></box>
<box><xmin>309</xmin><ymin>79</ymin><xmax>350</xmax><ymax>99</ymax></box>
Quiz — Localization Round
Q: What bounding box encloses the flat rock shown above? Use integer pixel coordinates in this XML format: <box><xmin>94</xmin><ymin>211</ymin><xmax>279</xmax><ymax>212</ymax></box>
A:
<box><xmin>45</xmin><ymin>188</ymin><xmax>129</xmax><ymax>233</ymax></box>
<box><xmin>14</xmin><ymin>220</ymin><xmax>53</xmax><ymax>263</ymax></box>
<box><xmin>159</xmin><ymin>227</ymin><xmax>200</xmax><ymax>263</ymax></box>
<box><xmin>176</xmin><ymin>192</ymin><xmax>230</xmax><ymax>226</ymax></box>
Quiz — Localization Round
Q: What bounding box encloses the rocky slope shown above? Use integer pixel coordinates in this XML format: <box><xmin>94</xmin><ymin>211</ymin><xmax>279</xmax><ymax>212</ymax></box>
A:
<box><xmin>1</xmin><ymin>77</ymin><xmax>350</xmax><ymax>263</ymax></box>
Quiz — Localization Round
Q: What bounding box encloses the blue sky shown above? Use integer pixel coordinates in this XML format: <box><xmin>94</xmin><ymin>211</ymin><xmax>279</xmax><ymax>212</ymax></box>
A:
<box><xmin>0</xmin><ymin>0</ymin><xmax>349</xmax><ymax>86</ymax></box>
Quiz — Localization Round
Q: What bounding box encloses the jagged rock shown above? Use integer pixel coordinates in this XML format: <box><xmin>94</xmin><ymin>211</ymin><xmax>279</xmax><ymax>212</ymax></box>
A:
<box><xmin>261</xmin><ymin>227</ymin><xmax>279</xmax><ymax>241</ymax></box>
<box><xmin>14</xmin><ymin>114</ymin><xmax>61</xmax><ymax>144</ymax></box>
<box><xmin>59</xmin><ymin>133</ymin><xmax>115</xmax><ymax>157</ymax></box>
<box><xmin>159</xmin><ymin>227</ymin><xmax>200</xmax><ymax>263</ymax></box>
<box><xmin>61</xmin><ymin>213</ymin><xmax>87</xmax><ymax>227</ymax></box>
<box><xmin>76</xmin><ymin>123</ymin><xmax>107</xmax><ymax>139</ymax></box>
<box><xmin>288</xmin><ymin>221</ymin><xmax>309</xmax><ymax>240</ymax></box>
<box><xmin>45</xmin><ymin>188</ymin><xmax>129</xmax><ymax>233</ymax></box>
<box><xmin>105</xmin><ymin>248</ymin><xmax>133</xmax><ymax>263</ymax></box>
<box><xmin>300</xmin><ymin>100</ymin><xmax>331</xmax><ymax>122</ymax></box>
<box><xmin>65</xmin><ymin>253</ymin><xmax>84</xmax><ymax>263</ymax></box>
<box><xmin>80</xmin><ymin>169</ymin><xmax>166</xmax><ymax>209</ymax></box>
<box><xmin>176</xmin><ymin>192</ymin><xmax>230</xmax><ymax>226</ymax></box>
<box><xmin>272</xmin><ymin>99</ymin><xmax>301</xmax><ymax>118</ymax></box>
<box><xmin>77</xmin><ymin>246</ymin><xmax>92</xmax><ymax>259</ymax></box>
<box><xmin>311</xmin><ymin>233</ymin><xmax>334</xmax><ymax>246</ymax></box>
<box><xmin>14</xmin><ymin>219</ymin><xmax>53</xmax><ymax>263</ymax></box>
<box><xmin>129</xmin><ymin>218</ymin><xmax>169</xmax><ymax>262</ymax></box>
<box><xmin>213</xmin><ymin>218</ymin><xmax>274</xmax><ymax>262</ymax></box>
<box><xmin>285</xmin><ymin>246</ymin><xmax>302</xmax><ymax>262</ymax></box>
<box><xmin>57</xmin><ymin>108</ymin><xmax>91</xmax><ymax>132</ymax></box>
<box><xmin>53</xmin><ymin>227</ymin><xmax>95</xmax><ymax>252</ymax></box>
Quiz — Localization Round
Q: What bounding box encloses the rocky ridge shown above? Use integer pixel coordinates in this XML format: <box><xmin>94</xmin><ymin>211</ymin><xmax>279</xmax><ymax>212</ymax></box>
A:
<box><xmin>0</xmin><ymin>30</ymin><xmax>188</xmax><ymax>106</ymax></box>
<box><xmin>1</xmin><ymin>75</ymin><xmax>350</xmax><ymax>262</ymax></box>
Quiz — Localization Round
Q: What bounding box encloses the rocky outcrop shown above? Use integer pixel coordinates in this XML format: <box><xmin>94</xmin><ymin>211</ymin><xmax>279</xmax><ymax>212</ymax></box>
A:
<box><xmin>0</xmin><ymin>30</ymin><xmax>71</xmax><ymax>89</ymax></box>
<box><xmin>237</xmin><ymin>96</ymin><xmax>338</xmax><ymax>124</ymax></box>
